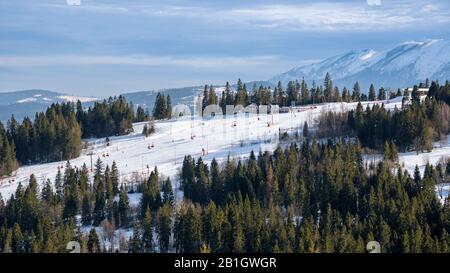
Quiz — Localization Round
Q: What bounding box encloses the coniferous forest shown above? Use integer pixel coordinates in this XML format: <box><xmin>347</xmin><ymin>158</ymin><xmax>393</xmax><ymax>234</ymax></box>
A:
<box><xmin>5</xmin><ymin>0</ymin><xmax>450</xmax><ymax>262</ymax></box>
<box><xmin>0</xmin><ymin>96</ymin><xmax>136</xmax><ymax>178</ymax></box>
<box><xmin>1</xmin><ymin>140</ymin><xmax>450</xmax><ymax>253</ymax></box>
<box><xmin>0</xmin><ymin>77</ymin><xmax>450</xmax><ymax>253</ymax></box>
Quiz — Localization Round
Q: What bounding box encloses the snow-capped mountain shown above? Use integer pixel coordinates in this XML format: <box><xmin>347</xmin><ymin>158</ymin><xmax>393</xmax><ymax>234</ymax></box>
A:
<box><xmin>271</xmin><ymin>39</ymin><xmax>450</xmax><ymax>91</ymax></box>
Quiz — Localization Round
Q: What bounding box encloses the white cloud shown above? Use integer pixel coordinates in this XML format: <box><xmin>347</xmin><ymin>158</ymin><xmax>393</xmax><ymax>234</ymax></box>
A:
<box><xmin>147</xmin><ymin>3</ymin><xmax>422</xmax><ymax>31</ymax></box>
<box><xmin>66</xmin><ymin>0</ymin><xmax>81</xmax><ymax>6</ymax></box>
<box><xmin>0</xmin><ymin>54</ymin><xmax>281</xmax><ymax>69</ymax></box>
<box><xmin>367</xmin><ymin>0</ymin><xmax>382</xmax><ymax>6</ymax></box>
<box><xmin>215</xmin><ymin>4</ymin><xmax>415</xmax><ymax>31</ymax></box>
<box><xmin>422</xmin><ymin>4</ymin><xmax>438</xmax><ymax>13</ymax></box>
<box><xmin>42</xmin><ymin>1</ymin><xmax>447</xmax><ymax>31</ymax></box>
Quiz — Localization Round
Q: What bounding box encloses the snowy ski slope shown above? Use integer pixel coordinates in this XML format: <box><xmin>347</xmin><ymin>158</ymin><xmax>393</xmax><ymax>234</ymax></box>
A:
<box><xmin>0</xmin><ymin>96</ymin><xmax>423</xmax><ymax>201</ymax></box>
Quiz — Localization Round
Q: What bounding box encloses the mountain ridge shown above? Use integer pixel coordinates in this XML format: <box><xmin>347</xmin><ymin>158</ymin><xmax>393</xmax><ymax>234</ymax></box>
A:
<box><xmin>270</xmin><ymin>39</ymin><xmax>450</xmax><ymax>91</ymax></box>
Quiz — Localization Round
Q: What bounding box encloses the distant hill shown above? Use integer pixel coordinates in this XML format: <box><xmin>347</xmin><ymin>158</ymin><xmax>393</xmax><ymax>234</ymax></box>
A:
<box><xmin>270</xmin><ymin>39</ymin><xmax>450</xmax><ymax>92</ymax></box>
<box><xmin>0</xmin><ymin>89</ymin><xmax>98</xmax><ymax>122</ymax></box>
<box><xmin>9</xmin><ymin>38</ymin><xmax>449</xmax><ymax>122</ymax></box>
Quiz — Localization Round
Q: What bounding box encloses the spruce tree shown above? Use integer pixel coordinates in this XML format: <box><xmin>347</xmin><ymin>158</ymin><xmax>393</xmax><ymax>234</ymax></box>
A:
<box><xmin>129</xmin><ymin>222</ymin><xmax>143</xmax><ymax>253</ymax></box>
<box><xmin>135</xmin><ymin>106</ymin><xmax>146</xmax><ymax>122</ymax></box>
<box><xmin>383</xmin><ymin>141</ymin><xmax>391</xmax><ymax>161</ymax></box>
<box><xmin>152</xmin><ymin>93</ymin><xmax>167</xmax><ymax>120</ymax></box>
<box><xmin>93</xmin><ymin>158</ymin><xmax>106</xmax><ymax>224</ymax></box>
<box><xmin>142</xmin><ymin>207</ymin><xmax>153</xmax><ymax>253</ymax></box>
<box><xmin>303</xmin><ymin>121</ymin><xmax>309</xmax><ymax>139</ymax></box>
<box><xmin>162</xmin><ymin>178</ymin><xmax>174</xmax><ymax>206</ymax></box>
<box><xmin>166</xmin><ymin>95</ymin><xmax>172</xmax><ymax>119</ymax></box>
<box><xmin>368</xmin><ymin>84</ymin><xmax>376</xmax><ymax>101</ymax></box>
<box><xmin>118</xmin><ymin>187</ymin><xmax>130</xmax><ymax>228</ymax></box>
<box><xmin>323</xmin><ymin>73</ymin><xmax>333</xmax><ymax>102</ymax></box>
<box><xmin>87</xmin><ymin>228</ymin><xmax>100</xmax><ymax>253</ymax></box>
<box><xmin>352</xmin><ymin>82</ymin><xmax>361</xmax><ymax>101</ymax></box>
<box><xmin>110</xmin><ymin>161</ymin><xmax>119</xmax><ymax>195</ymax></box>
<box><xmin>81</xmin><ymin>194</ymin><xmax>92</xmax><ymax>226</ymax></box>
<box><xmin>411</xmin><ymin>85</ymin><xmax>421</xmax><ymax>105</ymax></box>
<box><xmin>157</xmin><ymin>204</ymin><xmax>172</xmax><ymax>253</ymax></box>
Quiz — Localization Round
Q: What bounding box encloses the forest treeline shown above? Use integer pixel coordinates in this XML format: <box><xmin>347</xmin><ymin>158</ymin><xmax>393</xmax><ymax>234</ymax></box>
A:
<box><xmin>316</xmin><ymin>82</ymin><xmax>450</xmax><ymax>153</ymax></box>
<box><xmin>0</xmin><ymin>96</ymin><xmax>142</xmax><ymax>178</ymax></box>
<box><xmin>200</xmin><ymin>75</ymin><xmax>405</xmax><ymax>115</ymax></box>
<box><xmin>152</xmin><ymin>74</ymin><xmax>406</xmax><ymax>119</ymax></box>
<box><xmin>1</xmin><ymin>140</ymin><xmax>450</xmax><ymax>253</ymax></box>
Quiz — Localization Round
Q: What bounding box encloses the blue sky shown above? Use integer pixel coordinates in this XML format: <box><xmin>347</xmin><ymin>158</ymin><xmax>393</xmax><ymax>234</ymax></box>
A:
<box><xmin>0</xmin><ymin>0</ymin><xmax>449</xmax><ymax>96</ymax></box>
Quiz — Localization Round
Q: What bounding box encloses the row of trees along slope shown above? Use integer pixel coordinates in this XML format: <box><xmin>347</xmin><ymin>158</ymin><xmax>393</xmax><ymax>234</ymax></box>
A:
<box><xmin>0</xmin><ymin>96</ymin><xmax>138</xmax><ymax>178</ymax></box>
<box><xmin>1</xmin><ymin>140</ymin><xmax>450</xmax><ymax>253</ymax></box>
<box><xmin>150</xmin><ymin>76</ymin><xmax>442</xmax><ymax>121</ymax></box>
<box><xmin>151</xmin><ymin>76</ymin><xmax>394</xmax><ymax>121</ymax></box>
<box><xmin>315</xmin><ymin>81</ymin><xmax>450</xmax><ymax>153</ymax></box>
<box><xmin>196</xmin><ymin>76</ymin><xmax>408</xmax><ymax>115</ymax></box>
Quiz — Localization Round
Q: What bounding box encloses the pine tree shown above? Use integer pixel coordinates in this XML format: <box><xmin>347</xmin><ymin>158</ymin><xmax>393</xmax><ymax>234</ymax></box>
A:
<box><xmin>377</xmin><ymin>88</ymin><xmax>386</xmax><ymax>101</ymax></box>
<box><xmin>135</xmin><ymin>106</ymin><xmax>146</xmax><ymax>122</ymax></box>
<box><xmin>352</xmin><ymin>82</ymin><xmax>361</xmax><ymax>101</ymax></box>
<box><xmin>235</xmin><ymin>79</ymin><xmax>248</xmax><ymax>106</ymax></box>
<box><xmin>141</xmin><ymin>169</ymin><xmax>161</xmax><ymax>216</ymax></box>
<box><xmin>162</xmin><ymin>178</ymin><xmax>174</xmax><ymax>206</ymax></box>
<box><xmin>104</xmin><ymin>165</ymin><xmax>114</xmax><ymax>209</ymax></box>
<box><xmin>93</xmin><ymin>158</ymin><xmax>106</xmax><ymax>224</ymax></box>
<box><xmin>110</xmin><ymin>161</ymin><xmax>119</xmax><ymax>195</ymax></box>
<box><xmin>118</xmin><ymin>186</ymin><xmax>130</xmax><ymax>228</ymax></box>
<box><xmin>411</xmin><ymin>85</ymin><xmax>421</xmax><ymax>105</ymax></box>
<box><xmin>41</xmin><ymin>179</ymin><xmax>54</xmax><ymax>205</ymax></box>
<box><xmin>157</xmin><ymin>204</ymin><xmax>172</xmax><ymax>253</ymax></box>
<box><xmin>390</xmin><ymin>141</ymin><xmax>398</xmax><ymax>162</ymax></box>
<box><xmin>210</xmin><ymin>158</ymin><xmax>224</xmax><ymax>204</ymax></box>
<box><xmin>129</xmin><ymin>222</ymin><xmax>143</xmax><ymax>253</ymax></box>
<box><xmin>81</xmin><ymin>194</ymin><xmax>92</xmax><ymax>226</ymax></box>
<box><xmin>220</xmin><ymin>91</ymin><xmax>227</xmax><ymax>114</ymax></box>
<box><xmin>22</xmin><ymin>175</ymin><xmax>40</xmax><ymax>231</ymax></box>
<box><xmin>233</xmin><ymin>224</ymin><xmax>245</xmax><ymax>253</ymax></box>
<box><xmin>202</xmin><ymin>85</ymin><xmax>210</xmax><ymax>112</ymax></box>
<box><xmin>265</xmin><ymin>164</ymin><xmax>274</xmax><ymax>207</ymax></box>
<box><xmin>87</xmin><ymin>228</ymin><xmax>100</xmax><ymax>253</ymax></box>
<box><xmin>208</xmin><ymin>85</ymin><xmax>217</xmax><ymax>105</ymax></box>
<box><xmin>12</xmin><ymin>223</ymin><xmax>25</xmax><ymax>253</ymax></box>
<box><xmin>55</xmin><ymin>168</ymin><xmax>63</xmax><ymax>200</ymax></box>
<box><xmin>322</xmin><ymin>73</ymin><xmax>332</xmax><ymax>102</ymax></box>
<box><xmin>153</xmin><ymin>92</ymin><xmax>167</xmax><ymax>120</ymax></box>
<box><xmin>369</xmin><ymin>84</ymin><xmax>376</xmax><ymax>101</ymax></box>
<box><xmin>383</xmin><ymin>141</ymin><xmax>391</xmax><ymax>161</ymax></box>
<box><xmin>166</xmin><ymin>95</ymin><xmax>172</xmax><ymax>119</ymax></box>
<box><xmin>0</xmin><ymin>121</ymin><xmax>18</xmax><ymax>178</ymax></box>
<box><xmin>142</xmin><ymin>207</ymin><xmax>153</xmax><ymax>253</ymax></box>
<box><xmin>302</xmin><ymin>121</ymin><xmax>309</xmax><ymax>139</ymax></box>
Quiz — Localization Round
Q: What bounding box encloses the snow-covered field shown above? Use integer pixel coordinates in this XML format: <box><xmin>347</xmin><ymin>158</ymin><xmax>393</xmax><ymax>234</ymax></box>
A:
<box><xmin>0</xmin><ymin>96</ymin><xmax>412</xmax><ymax>201</ymax></box>
<box><xmin>399</xmin><ymin>138</ymin><xmax>450</xmax><ymax>205</ymax></box>
<box><xmin>363</xmin><ymin>135</ymin><xmax>450</xmax><ymax>205</ymax></box>
<box><xmin>399</xmin><ymin>140</ymin><xmax>450</xmax><ymax>175</ymax></box>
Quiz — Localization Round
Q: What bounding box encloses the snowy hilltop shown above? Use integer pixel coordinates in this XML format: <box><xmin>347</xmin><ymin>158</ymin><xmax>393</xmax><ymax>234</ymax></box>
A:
<box><xmin>271</xmin><ymin>39</ymin><xmax>450</xmax><ymax>91</ymax></box>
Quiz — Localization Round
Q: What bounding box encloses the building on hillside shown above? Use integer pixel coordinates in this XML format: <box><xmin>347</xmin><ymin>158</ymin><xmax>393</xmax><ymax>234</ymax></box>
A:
<box><xmin>404</xmin><ymin>87</ymin><xmax>429</xmax><ymax>96</ymax></box>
